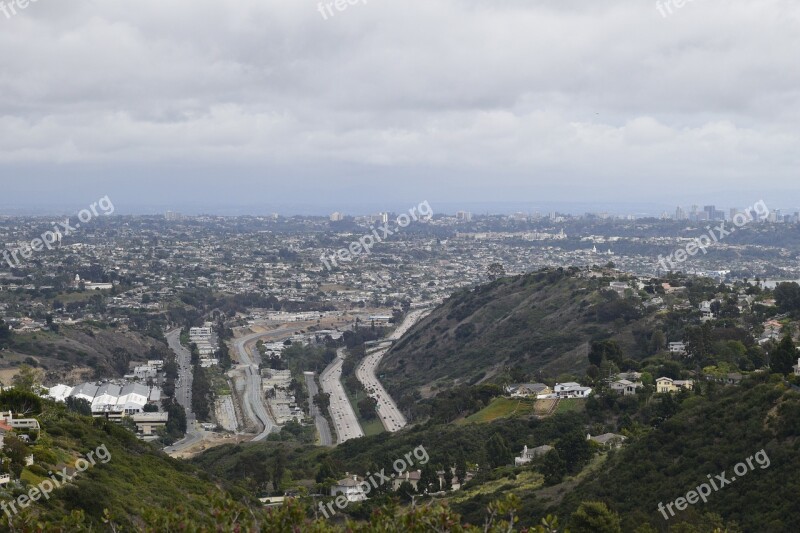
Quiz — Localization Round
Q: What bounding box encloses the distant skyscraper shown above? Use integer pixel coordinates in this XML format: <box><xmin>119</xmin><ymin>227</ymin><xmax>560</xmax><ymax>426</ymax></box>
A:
<box><xmin>456</xmin><ymin>211</ymin><xmax>472</xmax><ymax>222</ymax></box>
<box><xmin>330</xmin><ymin>212</ymin><xmax>344</xmax><ymax>222</ymax></box>
<box><xmin>165</xmin><ymin>211</ymin><xmax>183</xmax><ymax>221</ymax></box>
<box><xmin>380</xmin><ymin>212</ymin><xmax>389</xmax><ymax>224</ymax></box>
<box><xmin>675</xmin><ymin>206</ymin><xmax>687</xmax><ymax>220</ymax></box>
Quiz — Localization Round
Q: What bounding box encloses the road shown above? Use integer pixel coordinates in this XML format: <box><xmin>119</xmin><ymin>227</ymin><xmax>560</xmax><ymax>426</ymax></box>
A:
<box><xmin>304</xmin><ymin>371</ymin><xmax>333</xmax><ymax>446</ymax></box>
<box><xmin>231</xmin><ymin>327</ymin><xmax>295</xmax><ymax>441</ymax></box>
<box><xmin>164</xmin><ymin>329</ymin><xmax>205</xmax><ymax>455</ymax></box>
<box><xmin>320</xmin><ymin>348</ymin><xmax>364</xmax><ymax>443</ymax></box>
<box><xmin>355</xmin><ymin>309</ymin><xmax>431</xmax><ymax>433</ymax></box>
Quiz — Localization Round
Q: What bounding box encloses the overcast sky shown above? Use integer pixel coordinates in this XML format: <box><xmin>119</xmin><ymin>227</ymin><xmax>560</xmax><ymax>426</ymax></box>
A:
<box><xmin>1</xmin><ymin>0</ymin><xmax>799</xmax><ymax>215</ymax></box>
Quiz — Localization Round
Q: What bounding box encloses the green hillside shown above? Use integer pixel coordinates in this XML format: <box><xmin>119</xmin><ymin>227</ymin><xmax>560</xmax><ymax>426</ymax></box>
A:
<box><xmin>558</xmin><ymin>375</ymin><xmax>800</xmax><ymax>532</ymax></box>
<box><xmin>380</xmin><ymin>268</ymin><xmax>649</xmax><ymax>398</ymax></box>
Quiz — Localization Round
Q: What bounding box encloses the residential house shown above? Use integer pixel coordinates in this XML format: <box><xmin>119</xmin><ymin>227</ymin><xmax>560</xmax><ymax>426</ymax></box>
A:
<box><xmin>515</xmin><ymin>445</ymin><xmax>553</xmax><ymax>466</ymax></box>
<box><xmin>656</xmin><ymin>377</ymin><xmax>694</xmax><ymax>393</ymax></box>
<box><xmin>554</xmin><ymin>382</ymin><xmax>593</xmax><ymax>399</ymax></box>
<box><xmin>588</xmin><ymin>433</ymin><xmax>627</xmax><ymax>449</ymax></box>
<box><xmin>610</xmin><ymin>379</ymin><xmax>643</xmax><ymax>396</ymax></box>
<box><xmin>392</xmin><ymin>470</ymin><xmax>422</xmax><ymax>492</ymax></box>
<box><xmin>506</xmin><ymin>383</ymin><xmax>552</xmax><ymax>398</ymax></box>
<box><xmin>331</xmin><ymin>474</ymin><xmax>368</xmax><ymax>502</ymax></box>
<box><xmin>669</xmin><ymin>342</ymin><xmax>687</xmax><ymax>356</ymax></box>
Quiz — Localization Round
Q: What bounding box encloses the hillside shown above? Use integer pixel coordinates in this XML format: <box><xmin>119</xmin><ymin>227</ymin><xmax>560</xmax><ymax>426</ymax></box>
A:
<box><xmin>557</xmin><ymin>375</ymin><xmax>800</xmax><ymax>532</ymax></box>
<box><xmin>379</xmin><ymin>268</ymin><xmax>648</xmax><ymax>398</ymax></box>
<box><xmin>1</xmin><ymin>325</ymin><xmax>169</xmax><ymax>384</ymax></box>
<box><xmin>0</xmin><ymin>393</ymin><xmax>249</xmax><ymax>530</ymax></box>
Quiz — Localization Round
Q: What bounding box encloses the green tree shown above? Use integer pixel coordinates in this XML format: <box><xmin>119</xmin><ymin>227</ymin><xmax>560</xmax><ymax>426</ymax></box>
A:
<box><xmin>486</xmin><ymin>433</ymin><xmax>513</xmax><ymax>468</ymax></box>
<box><xmin>555</xmin><ymin>431</ymin><xmax>593</xmax><ymax>473</ymax></box>
<box><xmin>11</xmin><ymin>364</ymin><xmax>43</xmax><ymax>393</ymax></box>
<box><xmin>540</xmin><ymin>449</ymin><xmax>566</xmax><ymax>486</ymax></box>
<box><xmin>570</xmin><ymin>501</ymin><xmax>622</xmax><ymax>533</ymax></box>
<box><xmin>770</xmin><ymin>334</ymin><xmax>797</xmax><ymax>375</ymax></box>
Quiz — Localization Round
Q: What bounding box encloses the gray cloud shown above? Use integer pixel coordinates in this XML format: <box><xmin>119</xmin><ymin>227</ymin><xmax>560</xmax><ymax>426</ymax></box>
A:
<box><xmin>1</xmin><ymin>0</ymin><xmax>799</xmax><ymax>211</ymax></box>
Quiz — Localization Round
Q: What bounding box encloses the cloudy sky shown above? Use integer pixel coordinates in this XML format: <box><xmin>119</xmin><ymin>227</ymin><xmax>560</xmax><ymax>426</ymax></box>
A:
<box><xmin>1</xmin><ymin>0</ymin><xmax>799</xmax><ymax>214</ymax></box>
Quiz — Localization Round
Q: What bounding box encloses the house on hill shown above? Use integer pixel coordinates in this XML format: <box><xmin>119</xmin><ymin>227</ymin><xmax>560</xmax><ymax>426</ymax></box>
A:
<box><xmin>656</xmin><ymin>377</ymin><xmax>693</xmax><ymax>393</ymax></box>
<box><xmin>515</xmin><ymin>444</ymin><xmax>553</xmax><ymax>466</ymax></box>
<box><xmin>505</xmin><ymin>383</ymin><xmax>552</xmax><ymax>398</ymax></box>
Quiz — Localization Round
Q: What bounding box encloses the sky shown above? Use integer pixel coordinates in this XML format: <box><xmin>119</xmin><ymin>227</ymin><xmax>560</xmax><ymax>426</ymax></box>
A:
<box><xmin>1</xmin><ymin>0</ymin><xmax>799</xmax><ymax>215</ymax></box>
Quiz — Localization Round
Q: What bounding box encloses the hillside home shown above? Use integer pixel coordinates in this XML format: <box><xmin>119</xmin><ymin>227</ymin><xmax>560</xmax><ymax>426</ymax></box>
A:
<box><xmin>515</xmin><ymin>444</ymin><xmax>553</xmax><ymax>466</ymax></box>
<box><xmin>588</xmin><ymin>433</ymin><xmax>627</xmax><ymax>448</ymax></box>
<box><xmin>656</xmin><ymin>377</ymin><xmax>694</xmax><ymax>393</ymax></box>
<box><xmin>331</xmin><ymin>474</ymin><xmax>368</xmax><ymax>502</ymax></box>
<box><xmin>554</xmin><ymin>382</ymin><xmax>593</xmax><ymax>399</ymax></box>
<box><xmin>669</xmin><ymin>342</ymin><xmax>687</xmax><ymax>356</ymax></box>
<box><xmin>610</xmin><ymin>379</ymin><xmax>643</xmax><ymax>396</ymax></box>
<box><xmin>506</xmin><ymin>383</ymin><xmax>552</xmax><ymax>398</ymax></box>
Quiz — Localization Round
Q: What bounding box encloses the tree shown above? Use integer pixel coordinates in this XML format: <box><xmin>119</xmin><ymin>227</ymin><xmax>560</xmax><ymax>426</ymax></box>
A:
<box><xmin>649</xmin><ymin>330</ymin><xmax>666</xmax><ymax>354</ymax></box>
<box><xmin>11</xmin><ymin>365</ymin><xmax>43</xmax><ymax>393</ymax></box>
<box><xmin>774</xmin><ymin>282</ymin><xmax>800</xmax><ymax>315</ymax></box>
<box><xmin>487</xmin><ymin>263</ymin><xmax>506</xmax><ymax>281</ymax></box>
<box><xmin>486</xmin><ymin>433</ymin><xmax>513</xmax><ymax>468</ymax></box>
<box><xmin>455</xmin><ymin>456</ymin><xmax>468</xmax><ymax>487</ymax></box>
<box><xmin>271</xmin><ymin>449</ymin><xmax>286</xmax><ymax>493</ymax></box>
<box><xmin>0</xmin><ymin>388</ymin><xmax>43</xmax><ymax>415</ymax></box>
<box><xmin>555</xmin><ymin>431</ymin><xmax>593</xmax><ymax>473</ymax></box>
<box><xmin>588</xmin><ymin>340</ymin><xmax>623</xmax><ymax>367</ymax></box>
<box><xmin>65</xmin><ymin>396</ymin><xmax>92</xmax><ymax>416</ymax></box>
<box><xmin>417</xmin><ymin>463</ymin><xmax>439</xmax><ymax>494</ymax></box>
<box><xmin>770</xmin><ymin>334</ymin><xmax>796</xmax><ymax>375</ymax></box>
<box><xmin>540</xmin><ymin>449</ymin><xmax>566</xmax><ymax>486</ymax></box>
<box><xmin>357</xmin><ymin>396</ymin><xmax>378</xmax><ymax>420</ymax></box>
<box><xmin>0</xmin><ymin>319</ymin><xmax>12</xmax><ymax>349</ymax></box>
<box><xmin>570</xmin><ymin>501</ymin><xmax>622</xmax><ymax>533</ymax></box>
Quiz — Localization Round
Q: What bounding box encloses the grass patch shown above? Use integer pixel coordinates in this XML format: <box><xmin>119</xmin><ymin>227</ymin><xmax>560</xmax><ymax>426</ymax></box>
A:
<box><xmin>555</xmin><ymin>398</ymin><xmax>585</xmax><ymax>415</ymax></box>
<box><xmin>343</xmin><ymin>382</ymin><xmax>385</xmax><ymax>438</ymax></box>
<box><xmin>461</xmin><ymin>397</ymin><xmax>540</xmax><ymax>424</ymax></box>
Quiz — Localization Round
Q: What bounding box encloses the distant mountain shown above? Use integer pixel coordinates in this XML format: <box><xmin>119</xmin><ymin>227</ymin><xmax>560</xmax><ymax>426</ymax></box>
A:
<box><xmin>380</xmin><ymin>268</ymin><xmax>647</xmax><ymax>399</ymax></box>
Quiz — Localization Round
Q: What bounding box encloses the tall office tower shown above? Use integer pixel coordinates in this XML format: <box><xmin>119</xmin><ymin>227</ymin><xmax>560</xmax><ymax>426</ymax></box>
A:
<box><xmin>704</xmin><ymin>205</ymin><xmax>716</xmax><ymax>220</ymax></box>
<box><xmin>329</xmin><ymin>212</ymin><xmax>344</xmax><ymax>222</ymax></box>
<box><xmin>675</xmin><ymin>206</ymin><xmax>687</xmax><ymax>220</ymax></box>
<box><xmin>456</xmin><ymin>211</ymin><xmax>472</xmax><ymax>222</ymax></box>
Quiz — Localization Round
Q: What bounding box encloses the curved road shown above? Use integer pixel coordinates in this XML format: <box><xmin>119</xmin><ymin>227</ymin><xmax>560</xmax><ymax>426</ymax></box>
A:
<box><xmin>232</xmin><ymin>327</ymin><xmax>297</xmax><ymax>441</ymax></box>
<box><xmin>355</xmin><ymin>309</ymin><xmax>431</xmax><ymax>433</ymax></box>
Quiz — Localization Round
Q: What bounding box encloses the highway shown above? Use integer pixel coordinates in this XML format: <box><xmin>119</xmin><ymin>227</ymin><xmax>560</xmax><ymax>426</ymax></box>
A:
<box><xmin>304</xmin><ymin>371</ymin><xmax>333</xmax><ymax>446</ymax></box>
<box><xmin>232</xmin><ymin>327</ymin><xmax>296</xmax><ymax>441</ymax></box>
<box><xmin>164</xmin><ymin>329</ymin><xmax>205</xmax><ymax>455</ymax></box>
<box><xmin>355</xmin><ymin>309</ymin><xmax>430</xmax><ymax>433</ymax></box>
<box><xmin>320</xmin><ymin>348</ymin><xmax>364</xmax><ymax>443</ymax></box>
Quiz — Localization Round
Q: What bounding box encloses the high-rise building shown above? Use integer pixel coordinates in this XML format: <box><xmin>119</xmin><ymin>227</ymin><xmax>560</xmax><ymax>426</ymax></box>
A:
<box><xmin>329</xmin><ymin>212</ymin><xmax>344</xmax><ymax>222</ymax></box>
<box><xmin>675</xmin><ymin>206</ymin><xmax>687</xmax><ymax>220</ymax></box>
<box><xmin>165</xmin><ymin>211</ymin><xmax>183</xmax><ymax>221</ymax></box>
<box><xmin>456</xmin><ymin>211</ymin><xmax>472</xmax><ymax>222</ymax></box>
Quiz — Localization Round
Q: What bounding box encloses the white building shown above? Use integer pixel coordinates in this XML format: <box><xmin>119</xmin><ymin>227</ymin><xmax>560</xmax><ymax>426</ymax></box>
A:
<box><xmin>331</xmin><ymin>474</ymin><xmax>368</xmax><ymax>502</ymax></box>
<box><xmin>554</xmin><ymin>382</ymin><xmax>593</xmax><ymax>398</ymax></box>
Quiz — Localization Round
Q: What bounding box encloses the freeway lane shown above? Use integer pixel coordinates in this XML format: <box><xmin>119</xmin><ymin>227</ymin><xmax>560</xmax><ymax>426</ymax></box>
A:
<box><xmin>320</xmin><ymin>348</ymin><xmax>364</xmax><ymax>443</ymax></box>
<box><xmin>164</xmin><ymin>329</ymin><xmax>205</xmax><ymax>455</ymax></box>
<box><xmin>355</xmin><ymin>309</ymin><xmax>431</xmax><ymax>433</ymax></box>
<box><xmin>304</xmin><ymin>371</ymin><xmax>333</xmax><ymax>446</ymax></box>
